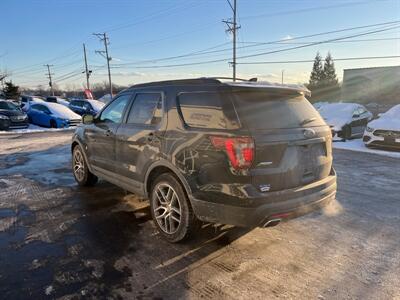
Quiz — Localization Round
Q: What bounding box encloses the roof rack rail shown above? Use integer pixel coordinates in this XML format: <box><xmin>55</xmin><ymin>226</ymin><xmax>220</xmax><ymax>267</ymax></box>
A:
<box><xmin>201</xmin><ymin>77</ymin><xmax>257</xmax><ymax>82</ymax></box>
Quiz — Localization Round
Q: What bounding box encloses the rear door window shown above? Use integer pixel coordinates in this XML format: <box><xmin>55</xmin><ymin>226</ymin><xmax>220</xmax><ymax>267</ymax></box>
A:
<box><xmin>178</xmin><ymin>92</ymin><xmax>240</xmax><ymax>129</ymax></box>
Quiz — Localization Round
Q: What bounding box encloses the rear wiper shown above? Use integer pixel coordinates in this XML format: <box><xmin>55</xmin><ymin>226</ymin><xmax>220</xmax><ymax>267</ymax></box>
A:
<box><xmin>300</xmin><ymin>117</ymin><xmax>317</xmax><ymax>126</ymax></box>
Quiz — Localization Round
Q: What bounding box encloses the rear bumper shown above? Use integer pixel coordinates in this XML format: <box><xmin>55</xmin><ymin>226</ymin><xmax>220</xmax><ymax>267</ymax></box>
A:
<box><xmin>190</xmin><ymin>171</ymin><xmax>337</xmax><ymax>227</ymax></box>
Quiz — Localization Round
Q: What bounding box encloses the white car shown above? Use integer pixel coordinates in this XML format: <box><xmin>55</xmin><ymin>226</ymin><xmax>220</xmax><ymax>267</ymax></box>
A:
<box><xmin>363</xmin><ymin>104</ymin><xmax>400</xmax><ymax>150</ymax></box>
<box><xmin>316</xmin><ymin>103</ymin><xmax>373</xmax><ymax>140</ymax></box>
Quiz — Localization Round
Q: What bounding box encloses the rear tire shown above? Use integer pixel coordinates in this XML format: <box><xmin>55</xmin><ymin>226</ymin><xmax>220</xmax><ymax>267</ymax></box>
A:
<box><xmin>150</xmin><ymin>173</ymin><xmax>200</xmax><ymax>243</ymax></box>
<box><xmin>72</xmin><ymin>145</ymin><xmax>98</xmax><ymax>186</ymax></box>
<box><xmin>50</xmin><ymin>119</ymin><xmax>57</xmax><ymax>128</ymax></box>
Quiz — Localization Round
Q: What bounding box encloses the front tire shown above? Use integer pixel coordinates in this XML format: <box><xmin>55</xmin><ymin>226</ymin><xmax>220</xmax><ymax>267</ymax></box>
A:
<box><xmin>343</xmin><ymin>126</ymin><xmax>352</xmax><ymax>140</ymax></box>
<box><xmin>50</xmin><ymin>119</ymin><xmax>57</xmax><ymax>128</ymax></box>
<box><xmin>150</xmin><ymin>173</ymin><xmax>200</xmax><ymax>243</ymax></box>
<box><xmin>72</xmin><ymin>145</ymin><xmax>98</xmax><ymax>186</ymax></box>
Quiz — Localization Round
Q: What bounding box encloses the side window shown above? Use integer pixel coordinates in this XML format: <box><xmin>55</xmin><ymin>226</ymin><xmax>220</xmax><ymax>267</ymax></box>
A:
<box><xmin>31</xmin><ymin>104</ymin><xmax>42</xmax><ymax>111</ymax></box>
<box><xmin>99</xmin><ymin>94</ymin><xmax>131</xmax><ymax>123</ymax></box>
<box><xmin>126</xmin><ymin>93</ymin><xmax>162</xmax><ymax>125</ymax></box>
<box><xmin>178</xmin><ymin>92</ymin><xmax>240</xmax><ymax>129</ymax></box>
<box><xmin>83</xmin><ymin>102</ymin><xmax>92</xmax><ymax>110</ymax></box>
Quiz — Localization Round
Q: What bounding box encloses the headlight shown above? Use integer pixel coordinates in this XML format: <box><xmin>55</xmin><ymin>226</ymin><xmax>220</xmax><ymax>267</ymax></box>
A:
<box><xmin>366</xmin><ymin>126</ymin><xmax>374</xmax><ymax>132</ymax></box>
<box><xmin>0</xmin><ymin>115</ymin><xmax>9</xmax><ymax>120</ymax></box>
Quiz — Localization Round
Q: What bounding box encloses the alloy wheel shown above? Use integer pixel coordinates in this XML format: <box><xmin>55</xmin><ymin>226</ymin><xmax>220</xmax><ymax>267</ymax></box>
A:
<box><xmin>73</xmin><ymin>149</ymin><xmax>85</xmax><ymax>182</ymax></box>
<box><xmin>153</xmin><ymin>183</ymin><xmax>182</xmax><ymax>234</ymax></box>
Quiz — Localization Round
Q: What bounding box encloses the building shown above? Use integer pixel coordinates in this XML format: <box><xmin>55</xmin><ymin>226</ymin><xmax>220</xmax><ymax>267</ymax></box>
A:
<box><xmin>341</xmin><ymin>66</ymin><xmax>400</xmax><ymax>104</ymax></box>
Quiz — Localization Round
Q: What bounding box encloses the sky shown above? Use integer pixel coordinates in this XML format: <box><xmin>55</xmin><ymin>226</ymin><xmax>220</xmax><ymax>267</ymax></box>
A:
<box><xmin>1</xmin><ymin>0</ymin><xmax>399</xmax><ymax>90</ymax></box>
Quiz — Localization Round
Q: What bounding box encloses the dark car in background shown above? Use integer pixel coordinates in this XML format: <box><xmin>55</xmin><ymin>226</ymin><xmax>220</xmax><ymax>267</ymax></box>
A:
<box><xmin>69</xmin><ymin>99</ymin><xmax>105</xmax><ymax>116</ymax></box>
<box><xmin>71</xmin><ymin>78</ymin><xmax>337</xmax><ymax>243</ymax></box>
<box><xmin>45</xmin><ymin>96</ymin><xmax>70</xmax><ymax>107</ymax></box>
<box><xmin>0</xmin><ymin>100</ymin><xmax>29</xmax><ymax>130</ymax></box>
<box><xmin>316</xmin><ymin>103</ymin><xmax>373</xmax><ymax>140</ymax></box>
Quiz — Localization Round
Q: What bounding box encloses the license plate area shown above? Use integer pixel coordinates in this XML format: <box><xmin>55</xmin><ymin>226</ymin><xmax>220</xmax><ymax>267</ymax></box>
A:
<box><xmin>300</xmin><ymin>143</ymin><xmax>325</xmax><ymax>184</ymax></box>
<box><xmin>385</xmin><ymin>137</ymin><xmax>397</xmax><ymax>145</ymax></box>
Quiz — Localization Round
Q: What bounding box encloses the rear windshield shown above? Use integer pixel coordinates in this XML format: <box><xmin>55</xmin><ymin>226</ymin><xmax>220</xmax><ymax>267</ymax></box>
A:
<box><xmin>231</xmin><ymin>90</ymin><xmax>325</xmax><ymax>129</ymax></box>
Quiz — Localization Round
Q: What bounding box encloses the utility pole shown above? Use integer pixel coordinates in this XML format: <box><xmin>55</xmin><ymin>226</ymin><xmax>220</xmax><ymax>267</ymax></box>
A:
<box><xmin>83</xmin><ymin>43</ymin><xmax>92</xmax><ymax>90</ymax></box>
<box><xmin>44</xmin><ymin>64</ymin><xmax>54</xmax><ymax>96</ymax></box>
<box><xmin>93</xmin><ymin>32</ymin><xmax>112</xmax><ymax>97</ymax></box>
<box><xmin>223</xmin><ymin>0</ymin><xmax>239</xmax><ymax>81</ymax></box>
<box><xmin>281</xmin><ymin>70</ymin><xmax>284</xmax><ymax>84</ymax></box>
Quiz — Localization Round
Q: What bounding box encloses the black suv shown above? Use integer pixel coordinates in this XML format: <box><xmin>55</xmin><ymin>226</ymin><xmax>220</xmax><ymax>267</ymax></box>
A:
<box><xmin>0</xmin><ymin>100</ymin><xmax>29</xmax><ymax>130</ymax></box>
<box><xmin>71</xmin><ymin>78</ymin><xmax>336</xmax><ymax>242</ymax></box>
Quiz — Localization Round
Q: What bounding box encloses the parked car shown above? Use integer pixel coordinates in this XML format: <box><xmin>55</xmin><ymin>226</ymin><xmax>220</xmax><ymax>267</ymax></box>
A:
<box><xmin>71</xmin><ymin>78</ymin><xmax>337</xmax><ymax>242</ymax></box>
<box><xmin>28</xmin><ymin>101</ymin><xmax>81</xmax><ymax>128</ymax></box>
<box><xmin>20</xmin><ymin>95</ymin><xmax>45</xmax><ymax>112</ymax></box>
<box><xmin>0</xmin><ymin>100</ymin><xmax>29</xmax><ymax>130</ymax></box>
<box><xmin>45</xmin><ymin>96</ymin><xmax>70</xmax><ymax>107</ymax></box>
<box><xmin>363</xmin><ymin>104</ymin><xmax>400</xmax><ymax>150</ymax></box>
<box><xmin>69</xmin><ymin>99</ymin><xmax>105</xmax><ymax>116</ymax></box>
<box><xmin>316</xmin><ymin>103</ymin><xmax>372</xmax><ymax>140</ymax></box>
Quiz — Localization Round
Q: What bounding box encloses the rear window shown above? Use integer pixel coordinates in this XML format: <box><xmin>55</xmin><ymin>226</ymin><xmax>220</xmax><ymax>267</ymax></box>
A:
<box><xmin>178</xmin><ymin>92</ymin><xmax>240</xmax><ymax>129</ymax></box>
<box><xmin>232</xmin><ymin>91</ymin><xmax>325</xmax><ymax>129</ymax></box>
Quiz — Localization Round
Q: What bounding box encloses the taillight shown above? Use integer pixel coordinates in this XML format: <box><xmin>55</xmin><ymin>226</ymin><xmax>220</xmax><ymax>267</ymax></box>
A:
<box><xmin>210</xmin><ymin>136</ymin><xmax>254</xmax><ymax>170</ymax></box>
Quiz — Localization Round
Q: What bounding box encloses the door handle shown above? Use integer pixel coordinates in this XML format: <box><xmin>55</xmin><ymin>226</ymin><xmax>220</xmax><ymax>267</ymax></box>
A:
<box><xmin>105</xmin><ymin>129</ymin><xmax>112</xmax><ymax>137</ymax></box>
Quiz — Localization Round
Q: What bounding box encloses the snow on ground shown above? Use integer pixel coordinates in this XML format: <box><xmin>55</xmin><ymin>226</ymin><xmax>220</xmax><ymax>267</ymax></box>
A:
<box><xmin>333</xmin><ymin>139</ymin><xmax>400</xmax><ymax>158</ymax></box>
<box><xmin>0</xmin><ymin>124</ymin><xmax>75</xmax><ymax>135</ymax></box>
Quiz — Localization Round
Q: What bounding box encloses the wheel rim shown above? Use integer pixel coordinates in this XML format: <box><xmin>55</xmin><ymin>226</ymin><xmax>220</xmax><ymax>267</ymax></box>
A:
<box><xmin>153</xmin><ymin>183</ymin><xmax>182</xmax><ymax>234</ymax></box>
<box><xmin>73</xmin><ymin>149</ymin><xmax>85</xmax><ymax>182</ymax></box>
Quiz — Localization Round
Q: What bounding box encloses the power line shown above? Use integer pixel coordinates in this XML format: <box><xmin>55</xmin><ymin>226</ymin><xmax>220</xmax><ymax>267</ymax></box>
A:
<box><xmin>236</xmin><ymin>24</ymin><xmax>400</xmax><ymax>60</ymax></box>
<box><xmin>110</xmin><ymin>24</ymin><xmax>400</xmax><ymax>69</ymax></box>
<box><xmin>236</xmin><ymin>55</ymin><xmax>400</xmax><ymax>65</ymax></box>
<box><xmin>111</xmin><ymin>21</ymin><xmax>400</xmax><ymax>68</ymax></box>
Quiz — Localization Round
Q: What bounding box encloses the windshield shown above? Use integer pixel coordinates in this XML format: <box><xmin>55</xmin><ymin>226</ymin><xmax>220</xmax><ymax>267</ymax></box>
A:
<box><xmin>231</xmin><ymin>90</ymin><xmax>325</xmax><ymax>129</ymax></box>
<box><xmin>384</xmin><ymin>104</ymin><xmax>400</xmax><ymax>117</ymax></box>
<box><xmin>0</xmin><ymin>101</ymin><xmax>19</xmax><ymax>111</ymax></box>
<box><xmin>317</xmin><ymin>103</ymin><xmax>357</xmax><ymax>120</ymax></box>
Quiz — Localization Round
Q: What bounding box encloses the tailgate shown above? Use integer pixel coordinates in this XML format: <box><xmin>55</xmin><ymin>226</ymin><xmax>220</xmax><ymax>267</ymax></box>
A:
<box><xmin>250</xmin><ymin>127</ymin><xmax>333</xmax><ymax>192</ymax></box>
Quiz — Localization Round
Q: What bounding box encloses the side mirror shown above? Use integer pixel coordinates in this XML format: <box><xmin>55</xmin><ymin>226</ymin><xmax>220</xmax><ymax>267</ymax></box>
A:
<box><xmin>82</xmin><ymin>114</ymin><xmax>94</xmax><ymax>124</ymax></box>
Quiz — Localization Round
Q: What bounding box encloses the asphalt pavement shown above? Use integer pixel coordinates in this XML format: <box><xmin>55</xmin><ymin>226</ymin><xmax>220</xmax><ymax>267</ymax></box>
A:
<box><xmin>0</xmin><ymin>131</ymin><xmax>399</xmax><ymax>299</ymax></box>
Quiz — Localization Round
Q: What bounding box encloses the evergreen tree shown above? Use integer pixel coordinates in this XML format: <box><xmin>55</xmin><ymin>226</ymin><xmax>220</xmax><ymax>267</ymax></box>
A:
<box><xmin>3</xmin><ymin>81</ymin><xmax>20</xmax><ymax>99</ymax></box>
<box><xmin>308</xmin><ymin>52</ymin><xmax>324</xmax><ymax>90</ymax></box>
<box><xmin>322</xmin><ymin>52</ymin><xmax>339</xmax><ymax>87</ymax></box>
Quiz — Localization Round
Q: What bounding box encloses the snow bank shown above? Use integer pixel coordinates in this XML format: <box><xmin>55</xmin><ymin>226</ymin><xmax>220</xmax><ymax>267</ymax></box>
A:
<box><xmin>0</xmin><ymin>124</ymin><xmax>75</xmax><ymax>135</ymax></box>
<box><xmin>333</xmin><ymin>139</ymin><xmax>400</xmax><ymax>158</ymax></box>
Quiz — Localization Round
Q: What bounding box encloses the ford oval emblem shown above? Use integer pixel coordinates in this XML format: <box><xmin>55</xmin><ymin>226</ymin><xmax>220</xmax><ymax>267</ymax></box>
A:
<box><xmin>303</xmin><ymin>128</ymin><xmax>316</xmax><ymax>139</ymax></box>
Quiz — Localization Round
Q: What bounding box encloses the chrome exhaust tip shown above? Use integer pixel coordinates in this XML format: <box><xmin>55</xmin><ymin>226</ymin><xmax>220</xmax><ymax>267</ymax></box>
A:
<box><xmin>263</xmin><ymin>219</ymin><xmax>281</xmax><ymax>228</ymax></box>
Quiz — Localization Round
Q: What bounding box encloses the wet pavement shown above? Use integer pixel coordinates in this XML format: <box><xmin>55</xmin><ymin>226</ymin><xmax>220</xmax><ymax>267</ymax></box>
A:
<box><xmin>0</xmin><ymin>131</ymin><xmax>399</xmax><ymax>299</ymax></box>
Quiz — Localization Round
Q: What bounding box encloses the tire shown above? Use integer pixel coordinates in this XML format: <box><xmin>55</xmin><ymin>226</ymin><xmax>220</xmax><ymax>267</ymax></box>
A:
<box><xmin>50</xmin><ymin>119</ymin><xmax>57</xmax><ymax>128</ymax></box>
<box><xmin>72</xmin><ymin>145</ymin><xmax>98</xmax><ymax>186</ymax></box>
<box><xmin>343</xmin><ymin>126</ymin><xmax>352</xmax><ymax>140</ymax></box>
<box><xmin>150</xmin><ymin>173</ymin><xmax>200</xmax><ymax>243</ymax></box>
